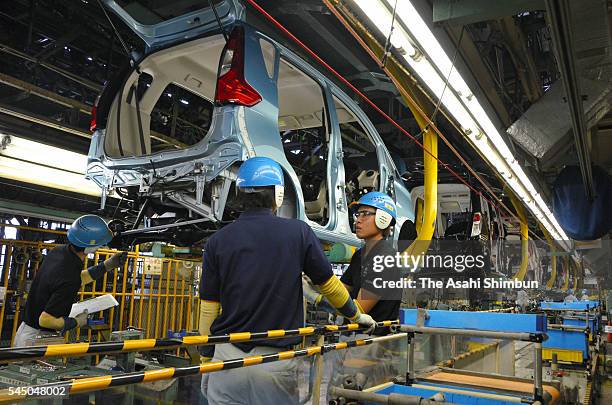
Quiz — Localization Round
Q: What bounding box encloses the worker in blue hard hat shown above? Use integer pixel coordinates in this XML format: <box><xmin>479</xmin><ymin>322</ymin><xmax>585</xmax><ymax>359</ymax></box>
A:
<box><xmin>580</xmin><ymin>289</ymin><xmax>589</xmax><ymax>301</ymax></box>
<box><xmin>305</xmin><ymin>191</ymin><xmax>402</xmax><ymax>402</ymax></box>
<box><xmin>341</xmin><ymin>191</ymin><xmax>401</xmax><ymax>332</ymax></box>
<box><xmin>304</xmin><ymin>192</ymin><xmax>402</xmax><ymax>327</ymax></box>
<box><xmin>564</xmin><ymin>289</ymin><xmax>578</xmax><ymax>303</ymax></box>
<box><xmin>13</xmin><ymin>215</ymin><xmax>127</xmax><ymax>347</ymax></box>
<box><xmin>199</xmin><ymin>157</ymin><xmax>375</xmax><ymax>405</ymax></box>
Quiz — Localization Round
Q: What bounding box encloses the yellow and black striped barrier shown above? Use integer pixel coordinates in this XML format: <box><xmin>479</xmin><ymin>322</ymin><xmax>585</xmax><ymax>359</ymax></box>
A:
<box><xmin>479</xmin><ymin>307</ymin><xmax>516</xmax><ymax>313</ymax></box>
<box><xmin>0</xmin><ymin>321</ymin><xmax>398</xmax><ymax>363</ymax></box>
<box><xmin>0</xmin><ymin>332</ymin><xmax>404</xmax><ymax>404</ymax></box>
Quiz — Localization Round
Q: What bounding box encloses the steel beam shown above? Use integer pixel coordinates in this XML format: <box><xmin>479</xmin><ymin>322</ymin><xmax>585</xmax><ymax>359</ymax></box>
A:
<box><xmin>545</xmin><ymin>0</ymin><xmax>595</xmax><ymax>200</ymax></box>
<box><xmin>0</xmin><ymin>73</ymin><xmax>186</xmax><ymax>148</ymax></box>
<box><xmin>495</xmin><ymin>17</ymin><xmax>543</xmax><ymax>104</ymax></box>
<box><xmin>0</xmin><ymin>71</ymin><xmax>91</xmax><ymax>114</ymax></box>
<box><xmin>0</xmin><ymin>104</ymin><xmax>91</xmax><ymax>139</ymax></box>
<box><xmin>0</xmin><ymin>197</ymin><xmax>83</xmax><ymax>223</ymax></box>
<box><xmin>30</xmin><ymin>27</ymin><xmax>81</xmax><ymax>63</ymax></box>
<box><xmin>433</xmin><ymin>0</ymin><xmax>545</xmax><ymax>25</ymax></box>
<box><xmin>446</xmin><ymin>25</ymin><xmax>512</xmax><ymax>127</ymax></box>
<box><xmin>0</xmin><ymin>44</ymin><xmax>103</xmax><ymax>91</ymax></box>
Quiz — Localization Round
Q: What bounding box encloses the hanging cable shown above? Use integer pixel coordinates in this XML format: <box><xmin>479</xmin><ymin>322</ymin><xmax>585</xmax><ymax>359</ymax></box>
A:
<box><xmin>95</xmin><ymin>0</ymin><xmax>132</xmax><ymax>59</ymax></box>
<box><xmin>380</xmin><ymin>0</ymin><xmax>398</xmax><ymax>68</ymax></box>
<box><xmin>414</xmin><ymin>27</ymin><xmax>465</xmax><ymax>140</ymax></box>
<box><xmin>207</xmin><ymin>0</ymin><xmax>229</xmax><ymax>42</ymax></box>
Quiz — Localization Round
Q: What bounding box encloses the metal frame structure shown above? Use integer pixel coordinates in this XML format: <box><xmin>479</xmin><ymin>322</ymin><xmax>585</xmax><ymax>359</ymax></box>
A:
<box><xmin>0</xmin><ymin>326</ymin><xmax>404</xmax><ymax>404</ymax></box>
<box><xmin>539</xmin><ymin>302</ymin><xmax>601</xmax><ymax>363</ymax></box>
<box><xmin>0</xmin><ymin>321</ymin><xmax>397</xmax><ymax>363</ymax></box>
<box><xmin>0</xmin><ymin>237</ymin><xmax>201</xmax><ymax>346</ymax></box>
<box><xmin>398</xmin><ymin>309</ymin><xmax>548</xmax><ymax>403</ymax></box>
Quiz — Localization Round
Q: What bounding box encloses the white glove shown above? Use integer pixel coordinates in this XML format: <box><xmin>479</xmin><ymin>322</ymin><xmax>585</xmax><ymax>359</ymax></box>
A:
<box><xmin>302</xmin><ymin>275</ymin><xmax>337</xmax><ymax>314</ymax></box>
<box><xmin>355</xmin><ymin>312</ymin><xmax>377</xmax><ymax>334</ymax></box>
<box><xmin>302</xmin><ymin>275</ymin><xmax>322</xmax><ymax>304</ymax></box>
<box><xmin>74</xmin><ymin>310</ymin><xmax>88</xmax><ymax>327</ymax></box>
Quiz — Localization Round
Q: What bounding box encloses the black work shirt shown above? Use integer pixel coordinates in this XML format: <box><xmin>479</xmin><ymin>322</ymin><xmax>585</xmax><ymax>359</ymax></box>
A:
<box><xmin>24</xmin><ymin>245</ymin><xmax>83</xmax><ymax>330</ymax></box>
<box><xmin>200</xmin><ymin>209</ymin><xmax>333</xmax><ymax>351</ymax></box>
<box><xmin>341</xmin><ymin>241</ymin><xmax>401</xmax><ymax>333</ymax></box>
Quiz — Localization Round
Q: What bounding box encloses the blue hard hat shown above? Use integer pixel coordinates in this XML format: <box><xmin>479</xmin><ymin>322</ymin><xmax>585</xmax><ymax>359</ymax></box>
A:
<box><xmin>236</xmin><ymin>157</ymin><xmax>284</xmax><ymax>189</ymax></box>
<box><xmin>67</xmin><ymin>215</ymin><xmax>113</xmax><ymax>248</ymax></box>
<box><xmin>351</xmin><ymin>191</ymin><xmax>397</xmax><ymax>220</ymax></box>
<box><xmin>568</xmin><ymin>289</ymin><xmax>574</xmax><ymax>294</ymax></box>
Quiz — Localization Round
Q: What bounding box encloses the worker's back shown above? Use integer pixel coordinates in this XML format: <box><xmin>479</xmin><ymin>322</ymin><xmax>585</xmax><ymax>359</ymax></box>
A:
<box><xmin>23</xmin><ymin>245</ymin><xmax>82</xmax><ymax>330</ymax></box>
<box><xmin>200</xmin><ymin>209</ymin><xmax>332</xmax><ymax>351</ymax></box>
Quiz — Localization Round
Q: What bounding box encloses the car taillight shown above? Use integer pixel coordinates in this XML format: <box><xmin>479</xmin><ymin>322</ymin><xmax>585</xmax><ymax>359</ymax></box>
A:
<box><xmin>215</xmin><ymin>26</ymin><xmax>262</xmax><ymax>107</ymax></box>
<box><xmin>89</xmin><ymin>105</ymin><xmax>97</xmax><ymax>132</ymax></box>
<box><xmin>471</xmin><ymin>212</ymin><xmax>482</xmax><ymax>237</ymax></box>
<box><xmin>90</xmin><ymin>95</ymin><xmax>100</xmax><ymax>132</ymax></box>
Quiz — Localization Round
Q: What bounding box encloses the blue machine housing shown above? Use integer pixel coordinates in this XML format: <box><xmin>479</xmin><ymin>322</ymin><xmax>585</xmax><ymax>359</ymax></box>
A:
<box><xmin>370</xmin><ymin>383</ymin><xmax>531</xmax><ymax>405</ymax></box>
<box><xmin>400</xmin><ymin>309</ymin><xmax>547</xmax><ymax>333</ymax></box>
<box><xmin>563</xmin><ymin>317</ymin><xmax>598</xmax><ymax>336</ymax></box>
<box><xmin>539</xmin><ymin>301</ymin><xmax>599</xmax><ymax>310</ymax></box>
<box><xmin>539</xmin><ymin>301</ymin><xmax>599</xmax><ymax>363</ymax></box>
<box><xmin>543</xmin><ymin>329</ymin><xmax>589</xmax><ymax>362</ymax></box>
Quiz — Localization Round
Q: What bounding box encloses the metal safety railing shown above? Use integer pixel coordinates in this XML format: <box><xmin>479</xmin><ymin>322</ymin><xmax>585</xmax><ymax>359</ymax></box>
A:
<box><xmin>79</xmin><ymin>247</ymin><xmax>201</xmax><ymax>343</ymax></box>
<box><xmin>397</xmin><ymin>324</ymin><xmax>548</xmax><ymax>403</ymax></box>
<box><xmin>0</xmin><ymin>321</ymin><xmax>398</xmax><ymax>363</ymax></box>
<box><xmin>0</xmin><ymin>237</ymin><xmax>202</xmax><ymax>346</ymax></box>
<box><xmin>0</xmin><ymin>332</ymin><xmax>406</xmax><ymax>404</ymax></box>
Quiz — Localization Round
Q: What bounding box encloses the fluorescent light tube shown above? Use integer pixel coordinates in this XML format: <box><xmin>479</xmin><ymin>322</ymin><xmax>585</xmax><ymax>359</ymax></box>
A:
<box><xmin>0</xmin><ymin>133</ymin><xmax>101</xmax><ymax>196</ymax></box>
<box><xmin>1</xmin><ymin>134</ymin><xmax>88</xmax><ymax>174</ymax></box>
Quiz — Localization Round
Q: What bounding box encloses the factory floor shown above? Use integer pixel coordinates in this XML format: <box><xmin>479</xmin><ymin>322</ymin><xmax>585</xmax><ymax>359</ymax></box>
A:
<box><xmin>601</xmin><ymin>342</ymin><xmax>612</xmax><ymax>403</ymax></box>
<box><xmin>602</xmin><ymin>379</ymin><xmax>612</xmax><ymax>403</ymax></box>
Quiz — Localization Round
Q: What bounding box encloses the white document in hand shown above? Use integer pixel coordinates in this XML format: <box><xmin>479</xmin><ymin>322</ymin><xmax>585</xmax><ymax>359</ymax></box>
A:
<box><xmin>70</xmin><ymin>294</ymin><xmax>119</xmax><ymax>318</ymax></box>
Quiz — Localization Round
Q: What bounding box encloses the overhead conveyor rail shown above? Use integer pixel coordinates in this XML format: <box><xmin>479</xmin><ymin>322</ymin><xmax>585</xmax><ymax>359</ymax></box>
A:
<box><xmin>0</xmin><ymin>333</ymin><xmax>406</xmax><ymax>404</ymax></box>
<box><xmin>0</xmin><ymin>321</ymin><xmax>398</xmax><ymax>363</ymax></box>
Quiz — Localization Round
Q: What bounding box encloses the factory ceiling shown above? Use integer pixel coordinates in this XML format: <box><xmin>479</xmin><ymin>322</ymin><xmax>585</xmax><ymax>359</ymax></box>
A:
<box><xmin>0</xmin><ymin>0</ymin><xmax>610</xmax><ymax>263</ymax></box>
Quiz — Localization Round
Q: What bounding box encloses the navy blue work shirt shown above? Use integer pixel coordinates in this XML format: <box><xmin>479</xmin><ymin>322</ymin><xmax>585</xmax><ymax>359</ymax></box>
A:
<box><xmin>24</xmin><ymin>245</ymin><xmax>82</xmax><ymax>330</ymax></box>
<box><xmin>199</xmin><ymin>209</ymin><xmax>334</xmax><ymax>351</ymax></box>
<box><xmin>341</xmin><ymin>241</ymin><xmax>401</xmax><ymax>334</ymax></box>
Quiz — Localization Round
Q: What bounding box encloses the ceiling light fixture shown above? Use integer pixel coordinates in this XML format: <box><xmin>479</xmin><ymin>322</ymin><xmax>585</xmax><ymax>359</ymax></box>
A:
<box><xmin>0</xmin><ymin>133</ymin><xmax>101</xmax><ymax>197</ymax></box>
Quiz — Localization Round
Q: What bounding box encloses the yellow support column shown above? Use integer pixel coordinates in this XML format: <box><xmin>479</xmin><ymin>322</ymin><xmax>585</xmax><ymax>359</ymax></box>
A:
<box><xmin>509</xmin><ymin>192</ymin><xmax>529</xmax><ymax>281</ymax></box>
<box><xmin>0</xmin><ymin>244</ymin><xmax>12</xmax><ymax>343</ymax></box>
<box><xmin>540</xmin><ymin>226</ymin><xmax>557</xmax><ymax>289</ymax></box>
<box><xmin>11</xmin><ymin>254</ymin><xmax>29</xmax><ymax>346</ymax></box>
<box><xmin>572</xmin><ymin>258</ymin><xmax>579</xmax><ymax>291</ymax></box>
<box><xmin>118</xmin><ymin>252</ymin><xmax>129</xmax><ymax>330</ymax></box>
<box><xmin>128</xmin><ymin>251</ymin><xmax>138</xmax><ymax>327</ymax></box>
<box><xmin>562</xmin><ymin>256</ymin><xmax>570</xmax><ymax>291</ymax></box>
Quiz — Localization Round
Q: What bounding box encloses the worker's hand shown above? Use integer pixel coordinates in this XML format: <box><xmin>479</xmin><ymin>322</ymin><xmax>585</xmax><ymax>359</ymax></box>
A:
<box><xmin>74</xmin><ymin>310</ymin><xmax>88</xmax><ymax>328</ymax></box>
<box><xmin>355</xmin><ymin>313</ymin><xmax>377</xmax><ymax>334</ymax></box>
<box><xmin>104</xmin><ymin>251</ymin><xmax>128</xmax><ymax>271</ymax></box>
<box><xmin>302</xmin><ymin>276</ymin><xmax>337</xmax><ymax>314</ymax></box>
<box><xmin>302</xmin><ymin>275</ymin><xmax>323</xmax><ymax>304</ymax></box>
